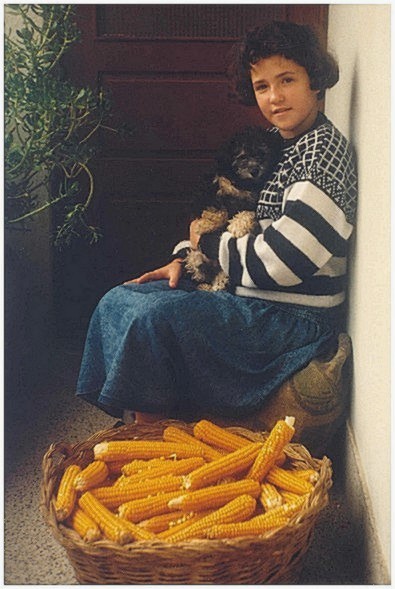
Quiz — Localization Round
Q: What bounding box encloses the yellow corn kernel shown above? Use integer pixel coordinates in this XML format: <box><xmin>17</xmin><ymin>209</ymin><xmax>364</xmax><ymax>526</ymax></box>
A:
<box><xmin>163</xmin><ymin>494</ymin><xmax>257</xmax><ymax>542</ymax></box>
<box><xmin>291</xmin><ymin>468</ymin><xmax>319</xmax><ymax>484</ymax></box>
<box><xmin>183</xmin><ymin>442</ymin><xmax>262</xmax><ymax>491</ymax></box>
<box><xmin>112</xmin><ymin>474</ymin><xmax>132</xmax><ymax>488</ymax></box>
<box><xmin>247</xmin><ymin>416</ymin><xmax>295</xmax><ymax>482</ymax></box>
<box><xmin>157</xmin><ymin>511</ymin><xmax>212</xmax><ymax>540</ymax></box>
<box><xmin>121</xmin><ymin>456</ymin><xmax>205</xmax><ymax>480</ymax></box>
<box><xmin>280</xmin><ymin>491</ymin><xmax>302</xmax><ymax>504</ymax></box>
<box><xmin>67</xmin><ymin>507</ymin><xmax>102</xmax><ymax>542</ymax></box>
<box><xmin>120</xmin><ymin>458</ymin><xmax>172</xmax><ymax>476</ymax></box>
<box><xmin>55</xmin><ymin>464</ymin><xmax>82</xmax><ymax>521</ymax></box>
<box><xmin>193</xmin><ymin>419</ymin><xmax>252</xmax><ymax>452</ymax></box>
<box><xmin>121</xmin><ymin>518</ymin><xmax>157</xmax><ymax>541</ymax></box>
<box><xmin>266</xmin><ymin>466</ymin><xmax>313</xmax><ymax>495</ymax></box>
<box><xmin>93</xmin><ymin>440</ymin><xmax>204</xmax><ymax>462</ymax></box>
<box><xmin>74</xmin><ymin>460</ymin><xmax>109</xmax><ymax>492</ymax></box>
<box><xmin>138</xmin><ymin>510</ymin><xmax>190</xmax><ymax>534</ymax></box>
<box><xmin>163</xmin><ymin>426</ymin><xmax>224</xmax><ymax>461</ymax></box>
<box><xmin>91</xmin><ymin>475</ymin><xmax>184</xmax><ymax>509</ymax></box>
<box><xmin>168</xmin><ymin>479</ymin><xmax>261</xmax><ymax>512</ymax></box>
<box><xmin>207</xmin><ymin>494</ymin><xmax>306</xmax><ymax>539</ymax></box>
<box><xmin>259</xmin><ymin>482</ymin><xmax>283</xmax><ymax>511</ymax></box>
<box><xmin>207</xmin><ymin>515</ymin><xmax>289</xmax><ymax>539</ymax></box>
<box><xmin>79</xmin><ymin>491</ymin><xmax>135</xmax><ymax>545</ymax></box>
<box><xmin>119</xmin><ymin>490</ymin><xmax>183</xmax><ymax>522</ymax></box>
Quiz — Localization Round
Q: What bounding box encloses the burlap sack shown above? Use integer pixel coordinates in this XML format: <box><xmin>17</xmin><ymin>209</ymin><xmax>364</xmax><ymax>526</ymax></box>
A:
<box><xmin>213</xmin><ymin>333</ymin><xmax>352</xmax><ymax>455</ymax></box>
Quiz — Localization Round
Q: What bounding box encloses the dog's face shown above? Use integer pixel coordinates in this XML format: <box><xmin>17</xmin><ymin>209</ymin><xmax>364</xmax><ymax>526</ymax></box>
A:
<box><xmin>217</xmin><ymin>127</ymin><xmax>282</xmax><ymax>191</ymax></box>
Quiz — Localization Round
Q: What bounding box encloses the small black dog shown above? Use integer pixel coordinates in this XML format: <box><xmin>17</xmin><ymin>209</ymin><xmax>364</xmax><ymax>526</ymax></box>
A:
<box><xmin>184</xmin><ymin>126</ymin><xmax>282</xmax><ymax>290</ymax></box>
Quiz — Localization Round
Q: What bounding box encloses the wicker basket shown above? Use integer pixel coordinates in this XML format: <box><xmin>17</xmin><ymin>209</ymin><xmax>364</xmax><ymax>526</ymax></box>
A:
<box><xmin>41</xmin><ymin>420</ymin><xmax>332</xmax><ymax>585</ymax></box>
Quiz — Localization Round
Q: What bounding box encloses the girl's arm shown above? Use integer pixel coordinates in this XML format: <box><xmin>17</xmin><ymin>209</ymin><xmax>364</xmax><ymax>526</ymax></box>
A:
<box><xmin>199</xmin><ymin>180</ymin><xmax>354</xmax><ymax>290</ymax></box>
<box><xmin>123</xmin><ymin>221</ymin><xmax>200</xmax><ymax>288</ymax></box>
<box><xmin>200</xmin><ymin>124</ymin><xmax>357</xmax><ymax>292</ymax></box>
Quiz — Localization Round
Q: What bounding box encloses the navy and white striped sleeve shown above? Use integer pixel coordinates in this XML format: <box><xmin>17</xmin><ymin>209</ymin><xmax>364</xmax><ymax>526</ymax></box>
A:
<box><xmin>229</xmin><ymin>181</ymin><xmax>354</xmax><ymax>289</ymax></box>
<box><xmin>202</xmin><ymin>125</ymin><xmax>357</xmax><ymax>292</ymax></box>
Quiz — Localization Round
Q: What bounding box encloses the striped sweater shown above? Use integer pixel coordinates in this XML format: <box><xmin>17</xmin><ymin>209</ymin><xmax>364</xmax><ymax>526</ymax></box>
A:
<box><xmin>173</xmin><ymin>113</ymin><xmax>357</xmax><ymax>308</ymax></box>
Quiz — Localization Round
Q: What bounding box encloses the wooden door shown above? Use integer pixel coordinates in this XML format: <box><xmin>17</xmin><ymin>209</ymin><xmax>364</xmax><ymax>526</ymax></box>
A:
<box><xmin>54</xmin><ymin>5</ymin><xmax>328</xmax><ymax>337</ymax></box>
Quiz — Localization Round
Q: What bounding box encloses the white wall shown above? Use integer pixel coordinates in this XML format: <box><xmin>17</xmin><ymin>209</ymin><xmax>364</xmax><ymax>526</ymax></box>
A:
<box><xmin>326</xmin><ymin>4</ymin><xmax>391</xmax><ymax>571</ymax></box>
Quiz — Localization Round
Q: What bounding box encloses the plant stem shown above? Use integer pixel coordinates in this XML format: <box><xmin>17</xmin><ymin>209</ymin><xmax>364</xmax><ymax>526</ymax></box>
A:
<box><xmin>7</xmin><ymin>194</ymin><xmax>68</xmax><ymax>224</ymax></box>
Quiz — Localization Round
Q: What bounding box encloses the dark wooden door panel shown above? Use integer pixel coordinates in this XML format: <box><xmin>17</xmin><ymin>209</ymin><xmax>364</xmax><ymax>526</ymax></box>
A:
<box><xmin>55</xmin><ymin>5</ymin><xmax>328</xmax><ymax>336</ymax></box>
<box><xmin>95</xmin><ymin>5</ymin><xmax>286</xmax><ymax>38</ymax></box>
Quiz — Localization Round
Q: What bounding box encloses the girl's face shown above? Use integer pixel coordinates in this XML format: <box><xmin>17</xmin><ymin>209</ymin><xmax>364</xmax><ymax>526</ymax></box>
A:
<box><xmin>250</xmin><ymin>55</ymin><xmax>320</xmax><ymax>139</ymax></box>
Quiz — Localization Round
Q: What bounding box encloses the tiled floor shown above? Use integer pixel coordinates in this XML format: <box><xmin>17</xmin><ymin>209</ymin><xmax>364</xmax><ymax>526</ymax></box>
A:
<box><xmin>4</xmin><ymin>340</ymin><xmax>373</xmax><ymax>585</ymax></box>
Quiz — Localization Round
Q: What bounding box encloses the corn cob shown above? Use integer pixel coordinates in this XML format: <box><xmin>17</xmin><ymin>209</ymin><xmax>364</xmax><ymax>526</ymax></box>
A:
<box><xmin>266</xmin><ymin>466</ymin><xmax>313</xmax><ymax>495</ymax></box>
<box><xmin>121</xmin><ymin>518</ymin><xmax>157</xmax><ymax>541</ymax></box>
<box><xmin>120</xmin><ymin>456</ymin><xmax>205</xmax><ymax>480</ymax></box>
<box><xmin>291</xmin><ymin>468</ymin><xmax>319</xmax><ymax>484</ymax></box>
<box><xmin>74</xmin><ymin>460</ymin><xmax>109</xmax><ymax>492</ymax></box>
<box><xmin>121</xmin><ymin>458</ymin><xmax>172</xmax><ymax>476</ymax></box>
<box><xmin>193</xmin><ymin>419</ymin><xmax>252</xmax><ymax>452</ymax></box>
<box><xmin>119</xmin><ymin>490</ymin><xmax>183</xmax><ymax>522</ymax></box>
<box><xmin>206</xmin><ymin>494</ymin><xmax>306</xmax><ymax>539</ymax></box>
<box><xmin>207</xmin><ymin>515</ymin><xmax>289</xmax><ymax>538</ymax></box>
<box><xmin>247</xmin><ymin>417</ymin><xmax>295</xmax><ymax>482</ymax></box>
<box><xmin>79</xmin><ymin>491</ymin><xmax>137</xmax><ymax>544</ymax></box>
<box><xmin>91</xmin><ymin>475</ymin><xmax>184</xmax><ymax>509</ymax></box>
<box><xmin>112</xmin><ymin>474</ymin><xmax>132</xmax><ymax>488</ymax></box>
<box><xmin>163</xmin><ymin>494</ymin><xmax>257</xmax><ymax>542</ymax></box>
<box><xmin>55</xmin><ymin>464</ymin><xmax>82</xmax><ymax>521</ymax></box>
<box><xmin>280</xmin><ymin>491</ymin><xmax>302</xmax><ymax>504</ymax></box>
<box><xmin>157</xmin><ymin>511</ymin><xmax>212</xmax><ymax>540</ymax></box>
<box><xmin>138</xmin><ymin>510</ymin><xmax>191</xmax><ymax>534</ymax></box>
<box><xmin>168</xmin><ymin>479</ymin><xmax>261</xmax><ymax>512</ymax></box>
<box><xmin>93</xmin><ymin>440</ymin><xmax>204</xmax><ymax>461</ymax></box>
<box><xmin>183</xmin><ymin>442</ymin><xmax>262</xmax><ymax>491</ymax></box>
<box><xmin>163</xmin><ymin>425</ymin><xmax>224</xmax><ymax>461</ymax></box>
<box><xmin>259</xmin><ymin>482</ymin><xmax>283</xmax><ymax>511</ymax></box>
<box><xmin>67</xmin><ymin>507</ymin><xmax>102</xmax><ymax>542</ymax></box>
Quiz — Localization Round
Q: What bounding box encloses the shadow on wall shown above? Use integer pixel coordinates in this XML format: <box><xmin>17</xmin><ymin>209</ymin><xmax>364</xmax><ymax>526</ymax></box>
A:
<box><xmin>343</xmin><ymin>53</ymin><xmax>359</xmax><ymax>368</ymax></box>
<box><xmin>348</xmin><ymin>54</ymin><xmax>359</xmax><ymax>144</ymax></box>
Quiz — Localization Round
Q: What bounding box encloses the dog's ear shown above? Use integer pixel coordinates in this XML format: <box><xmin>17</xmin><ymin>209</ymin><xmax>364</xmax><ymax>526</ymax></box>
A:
<box><xmin>215</xmin><ymin>137</ymin><xmax>238</xmax><ymax>178</ymax></box>
<box><xmin>214</xmin><ymin>125</ymin><xmax>283</xmax><ymax>181</ymax></box>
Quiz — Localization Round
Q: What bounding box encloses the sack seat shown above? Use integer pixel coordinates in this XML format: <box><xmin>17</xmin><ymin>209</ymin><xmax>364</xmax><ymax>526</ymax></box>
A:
<box><xmin>201</xmin><ymin>333</ymin><xmax>352</xmax><ymax>456</ymax></box>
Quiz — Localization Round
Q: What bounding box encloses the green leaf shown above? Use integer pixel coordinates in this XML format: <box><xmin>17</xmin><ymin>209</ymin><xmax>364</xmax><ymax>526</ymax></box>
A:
<box><xmin>4</xmin><ymin>3</ymin><xmax>122</xmax><ymax>247</ymax></box>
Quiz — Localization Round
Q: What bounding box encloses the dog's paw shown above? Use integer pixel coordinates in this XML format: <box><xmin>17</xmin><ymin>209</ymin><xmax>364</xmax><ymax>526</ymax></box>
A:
<box><xmin>227</xmin><ymin>211</ymin><xmax>257</xmax><ymax>237</ymax></box>
<box><xmin>195</xmin><ymin>207</ymin><xmax>228</xmax><ymax>234</ymax></box>
<box><xmin>184</xmin><ymin>250</ymin><xmax>209</xmax><ymax>282</ymax></box>
<box><xmin>197</xmin><ymin>282</ymin><xmax>215</xmax><ymax>291</ymax></box>
<box><xmin>197</xmin><ymin>271</ymin><xmax>228</xmax><ymax>292</ymax></box>
<box><xmin>211</xmin><ymin>270</ymin><xmax>229</xmax><ymax>291</ymax></box>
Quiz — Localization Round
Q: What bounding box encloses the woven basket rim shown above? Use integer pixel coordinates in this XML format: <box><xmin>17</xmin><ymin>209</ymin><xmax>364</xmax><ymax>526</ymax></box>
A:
<box><xmin>41</xmin><ymin>419</ymin><xmax>333</xmax><ymax>555</ymax></box>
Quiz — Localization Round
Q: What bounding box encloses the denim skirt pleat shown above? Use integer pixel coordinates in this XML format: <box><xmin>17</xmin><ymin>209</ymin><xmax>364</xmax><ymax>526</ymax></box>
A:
<box><xmin>76</xmin><ymin>278</ymin><xmax>342</xmax><ymax>419</ymax></box>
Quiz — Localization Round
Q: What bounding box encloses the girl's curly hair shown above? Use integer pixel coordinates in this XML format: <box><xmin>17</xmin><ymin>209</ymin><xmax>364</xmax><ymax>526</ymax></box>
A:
<box><xmin>230</xmin><ymin>21</ymin><xmax>339</xmax><ymax>104</ymax></box>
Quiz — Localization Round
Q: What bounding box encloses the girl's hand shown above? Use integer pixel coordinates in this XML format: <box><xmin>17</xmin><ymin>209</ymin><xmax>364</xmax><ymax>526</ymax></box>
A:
<box><xmin>189</xmin><ymin>219</ymin><xmax>201</xmax><ymax>249</ymax></box>
<box><xmin>123</xmin><ymin>258</ymin><xmax>183</xmax><ymax>289</ymax></box>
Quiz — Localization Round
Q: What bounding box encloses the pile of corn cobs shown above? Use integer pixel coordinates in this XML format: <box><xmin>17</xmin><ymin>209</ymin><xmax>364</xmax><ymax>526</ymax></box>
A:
<box><xmin>54</xmin><ymin>417</ymin><xmax>319</xmax><ymax>544</ymax></box>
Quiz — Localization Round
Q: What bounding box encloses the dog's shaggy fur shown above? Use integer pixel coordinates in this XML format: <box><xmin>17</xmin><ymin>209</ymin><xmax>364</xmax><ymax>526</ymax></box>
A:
<box><xmin>184</xmin><ymin>126</ymin><xmax>282</xmax><ymax>291</ymax></box>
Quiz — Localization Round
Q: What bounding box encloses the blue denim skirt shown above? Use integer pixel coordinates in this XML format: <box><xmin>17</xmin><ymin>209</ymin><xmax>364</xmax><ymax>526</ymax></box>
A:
<box><xmin>76</xmin><ymin>278</ymin><xmax>343</xmax><ymax>420</ymax></box>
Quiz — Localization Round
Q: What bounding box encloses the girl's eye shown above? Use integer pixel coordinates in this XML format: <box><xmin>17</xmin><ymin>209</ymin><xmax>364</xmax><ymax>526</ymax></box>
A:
<box><xmin>254</xmin><ymin>84</ymin><xmax>268</xmax><ymax>93</ymax></box>
<box><xmin>282</xmin><ymin>77</ymin><xmax>294</xmax><ymax>85</ymax></box>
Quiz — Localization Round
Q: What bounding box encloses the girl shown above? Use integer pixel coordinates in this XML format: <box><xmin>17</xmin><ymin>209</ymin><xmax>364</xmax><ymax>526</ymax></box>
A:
<box><xmin>76</xmin><ymin>21</ymin><xmax>357</xmax><ymax>425</ymax></box>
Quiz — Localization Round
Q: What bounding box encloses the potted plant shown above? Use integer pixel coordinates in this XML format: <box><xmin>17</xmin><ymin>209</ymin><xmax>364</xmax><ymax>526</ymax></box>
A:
<box><xmin>5</xmin><ymin>4</ymin><xmax>122</xmax><ymax>247</ymax></box>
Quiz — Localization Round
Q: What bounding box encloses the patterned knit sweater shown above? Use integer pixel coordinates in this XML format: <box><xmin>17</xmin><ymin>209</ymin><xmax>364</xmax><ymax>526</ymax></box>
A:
<box><xmin>173</xmin><ymin>113</ymin><xmax>357</xmax><ymax>308</ymax></box>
